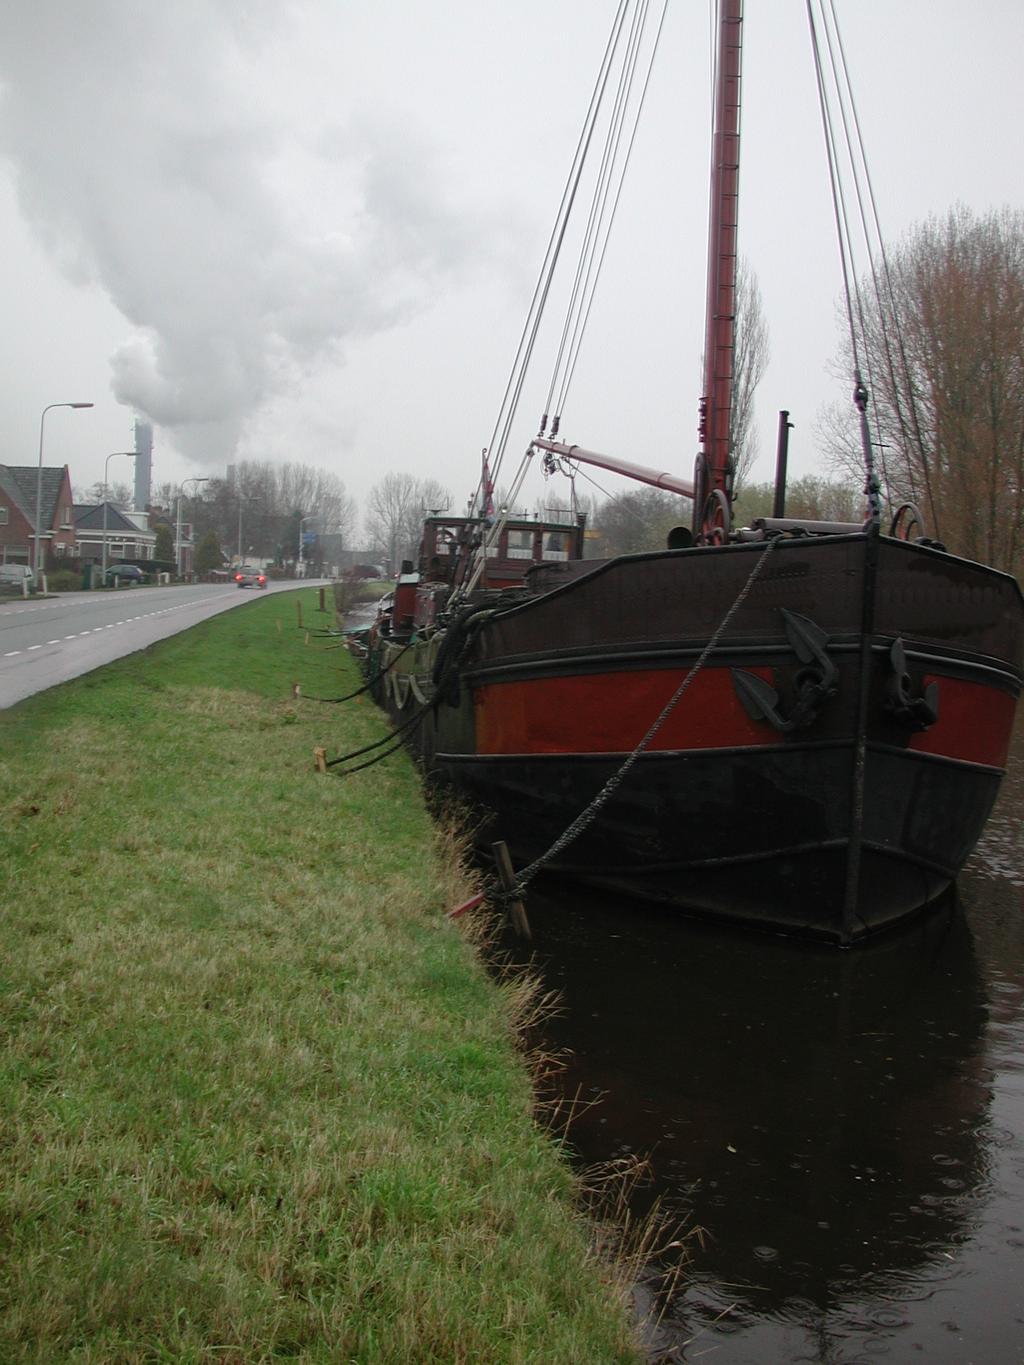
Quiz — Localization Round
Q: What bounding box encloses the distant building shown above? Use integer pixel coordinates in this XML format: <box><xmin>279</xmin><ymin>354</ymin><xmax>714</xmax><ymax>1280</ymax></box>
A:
<box><xmin>73</xmin><ymin>503</ymin><xmax>157</xmax><ymax>564</ymax></box>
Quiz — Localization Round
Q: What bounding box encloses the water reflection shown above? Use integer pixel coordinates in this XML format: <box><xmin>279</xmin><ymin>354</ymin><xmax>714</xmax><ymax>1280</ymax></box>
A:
<box><xmin>510</xmin><ymin>722</ymin><xmax>1023</xmax><ymax>1362</ymax></box>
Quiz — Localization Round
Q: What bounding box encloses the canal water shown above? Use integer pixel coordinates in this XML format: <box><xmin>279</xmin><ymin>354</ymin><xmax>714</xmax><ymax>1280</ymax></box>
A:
<box><xmin>509</xmin><ymin>722</ymin><xmax>1024</xmax><ymax>1362</ymax></box>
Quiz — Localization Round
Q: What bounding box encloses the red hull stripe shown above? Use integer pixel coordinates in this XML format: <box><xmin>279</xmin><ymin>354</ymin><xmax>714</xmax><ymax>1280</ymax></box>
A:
<box><xmin>908</xmin><ymin>676</ymin><xmax>1017</xmax><ymax>768</ymax></box>
<box><xmin>473</xmin><ymin>667</ymin><xmax>776</xmax><ymax>755</ymax></box>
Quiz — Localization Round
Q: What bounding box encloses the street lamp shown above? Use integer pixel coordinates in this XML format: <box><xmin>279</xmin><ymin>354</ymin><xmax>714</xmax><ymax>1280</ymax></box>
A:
<box><xmin>34</xmin><ymin>401</ymin><xmax>93</xmax><ymax>574</ymax></box>
<box><xmin>175</xmin><ymin>477</ymin><xmax>209</xmax><ymax>579</ymax></box>
<box><xmin>101</xmin><ymin>451</ymin><xmax>136</xmax><ymax>583</ymax></box>
<box><xmin>298</xmin><ymin>515</ymin><xmax>316</xmax><ymax>578</ymax></box>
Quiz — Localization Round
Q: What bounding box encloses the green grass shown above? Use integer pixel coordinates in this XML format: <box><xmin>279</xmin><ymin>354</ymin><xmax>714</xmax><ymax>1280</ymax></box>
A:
<box><xmin>0</xmin><ymin>591</ymin><xmax>639</xmax><ymax>1363</ymax></box>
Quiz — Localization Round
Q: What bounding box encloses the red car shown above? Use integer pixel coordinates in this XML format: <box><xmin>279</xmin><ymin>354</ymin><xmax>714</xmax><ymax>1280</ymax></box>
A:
<box><xmin>235</xmin><ymin>568</ymin><xmax>267</xmax><ymax>589</ymax></box>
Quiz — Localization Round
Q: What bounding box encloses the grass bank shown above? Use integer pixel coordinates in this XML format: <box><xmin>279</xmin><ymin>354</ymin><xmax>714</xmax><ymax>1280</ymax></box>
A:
<box><xmin>0</xmin><ymin>590</ymin><xmax>640</xmax><ymax>1363</ymax></box>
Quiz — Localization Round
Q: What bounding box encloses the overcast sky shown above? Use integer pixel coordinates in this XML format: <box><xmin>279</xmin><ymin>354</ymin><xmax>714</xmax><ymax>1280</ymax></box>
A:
<box><xmin>1</xmin><ymin>1</ymin><xmax>1021</xmax><ymax>532</ymax></box>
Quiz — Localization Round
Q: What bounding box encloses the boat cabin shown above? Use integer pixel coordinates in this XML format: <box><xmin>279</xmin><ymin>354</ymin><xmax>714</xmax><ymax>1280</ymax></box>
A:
<box><xmin>418</xmin><ymin>512</ymin><xmax>586</xmax><ymax>590</ymax></box>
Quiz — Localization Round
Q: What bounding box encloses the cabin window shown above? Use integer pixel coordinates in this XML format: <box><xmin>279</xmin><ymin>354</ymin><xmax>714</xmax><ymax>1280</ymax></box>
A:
<box><xmin>506</xmin><ymin>528</ymin><xmax>535</xmax><ymax>560</ymax></box>
<box><xmin>436</xmin><ymin>525</ymin><xmax>460</xmax><ymax>554</ymax></box>
<box><xmin>542</xmin><ymin>531</ymin><xmax>569</xmax><ymax>561</ymax></box>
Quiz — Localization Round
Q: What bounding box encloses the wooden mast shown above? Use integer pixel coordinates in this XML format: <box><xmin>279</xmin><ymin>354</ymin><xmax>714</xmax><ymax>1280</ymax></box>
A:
<box><xmin>696</xmin><ymin>0</ymin><xmax>743</xmax><ymax>541</ymax></box>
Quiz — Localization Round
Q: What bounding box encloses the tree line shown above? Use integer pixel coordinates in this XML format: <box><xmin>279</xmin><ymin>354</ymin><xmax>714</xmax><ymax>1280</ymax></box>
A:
<box><xmin>822</xmin><ymin>204</ymin><xmax>1024</xmax><ymax>575</ymax></box>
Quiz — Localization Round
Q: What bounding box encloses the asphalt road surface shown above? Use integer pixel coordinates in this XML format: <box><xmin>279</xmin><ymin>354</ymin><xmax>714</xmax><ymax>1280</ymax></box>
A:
<box><xmin>0</xmin><ymin>580</ymin><xmax>324</xmax><ymax>710</ymax></box>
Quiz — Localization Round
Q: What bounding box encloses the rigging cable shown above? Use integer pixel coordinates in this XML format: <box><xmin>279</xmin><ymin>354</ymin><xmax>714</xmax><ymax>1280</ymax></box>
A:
<box><xmin>821</xmin><ymin>0</ymin><xmax>939</xmax><ymax>537</ymax></box>
<box><xmin>483</xmin><ymin>0</ymin><xmax>633</xmax><ymax>500</ymax></box>
<box><xmin>805</xmin><ymin>0</ymin><xmax>880</xmax><ymax>525</ymax></box>
<box><xmin>554</xmin><ymin>0</ymin><xmax>672</xmax><ymax>423</ymax></box>
<box><xmin>544</xmin><ymin>0</ymin><xmax>652</xmax><ymax>420</ymax></box>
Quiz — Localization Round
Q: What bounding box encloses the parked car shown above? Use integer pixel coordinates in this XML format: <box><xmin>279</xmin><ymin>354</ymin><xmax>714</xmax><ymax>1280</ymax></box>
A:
<box><xmin>0</xmin><ymin>564</ymin><xmax>36</xmax><ymax>593</ymax></box>
<box><xmin>105</xmin><ymin>564</ymin><xmax>145</xmax><ymax>585</ymax></box>
<box><xmin>234</xmin><ymin>567</ymin><xmax>267</xmax><ymax>589</ymax></box>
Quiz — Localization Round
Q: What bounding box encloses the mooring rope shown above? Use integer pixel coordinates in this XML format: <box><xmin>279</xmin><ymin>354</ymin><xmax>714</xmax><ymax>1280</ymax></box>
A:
<box><xmin>505</xmin><ymin>536</ymin><xmax>779</xmax><ymax>897</ymax></box>
<box><xmin>295</xmin><ymin>639</ymin><xmax>415</xmax><ymax>705</ymax></box>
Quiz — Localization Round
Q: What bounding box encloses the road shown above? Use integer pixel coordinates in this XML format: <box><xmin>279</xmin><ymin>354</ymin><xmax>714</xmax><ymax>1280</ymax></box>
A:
<box><xmin>0</xmin><ymin>580</ymin><xmax>324</xmax><ymax>710</ymax></box>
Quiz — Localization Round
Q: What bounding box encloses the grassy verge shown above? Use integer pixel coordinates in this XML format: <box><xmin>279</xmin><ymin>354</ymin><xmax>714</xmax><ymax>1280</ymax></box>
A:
<box><xmin>0</xmin><ymin>591</ymin><xmax>639</xmax><ymax>1363</ymax></box>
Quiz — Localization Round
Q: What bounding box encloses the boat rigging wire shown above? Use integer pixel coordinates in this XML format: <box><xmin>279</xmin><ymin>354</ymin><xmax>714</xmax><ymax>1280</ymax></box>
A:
<box><xmin>818</xmin><ymin>0</ymin><xmax>939</xmax><ymax>537</ymax></box>
<box><xmin>806</xmin><ymin>0</ymin><xmax>881</xmax><ymax>526</ymax></box>
<box><xmin>480</xmin><ymin>0</ymin><xmax>634</xmax><ymax>508</ymax></box>
<box><xmin>546</xmin><ymin>0</ymin><xmax>671</xmax><ymax>427</ymax></box>
<box><xmin>457</xmin><ymin>0</ymin><xmax>670</xmax><ymax>595</ymax></box>
<box><xmin>566</xmin><ymin>460</ymin><xmax>661</xmax><ymax>532</ymax></box>
<box><xmin>807</xmin><ymin>0</ymin><xmax>941</xmax><ymax>538</ymax></box>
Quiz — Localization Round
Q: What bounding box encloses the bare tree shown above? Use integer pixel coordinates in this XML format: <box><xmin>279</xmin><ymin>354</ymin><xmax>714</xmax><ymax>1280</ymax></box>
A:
<box><xmin>364</xmin><ymin>474</ymin><xmax>452</xmax><ymax>571</ymax></box>
<box><xmin>590</xmin><ymin>488</ymin><xmax>688</xmax><ymax>557</ymax></box>
<box><xmin>730</xmin><ymin>257</ymin><xmax>771</xmax><ymax>489</ymax></box>
<box><xmin>75</xmin><ymin>480</ymin><xmax>133</xmax><ymax>506</ymax></box>
<box><xmin>822</xmin><ymin>204</ymin><xmax>1024</xmax><ymax>574</ymax></box>
<box><xmin>191</xmin><ymin>460</ymin><xmax>358</xmax><ymax>564</ymax></box>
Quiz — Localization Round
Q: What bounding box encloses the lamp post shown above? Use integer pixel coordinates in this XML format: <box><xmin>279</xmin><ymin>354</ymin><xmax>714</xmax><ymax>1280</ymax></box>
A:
<box><xmin>34</xmin><ymin>401</ymin><xmax>93</xmax><ymax>574</ymax></box>
<box><xmin>298</xmin><ymin>515</ymin><xmax>316</xmax><ymax>578</ymax></box>
<box><xmin>101</xmin><ymin>451</ymin><xmax>136</xmax><ymax>583</ymax></box>
<box><xmin>175</xmin><ymin>477</ymin><xmax>209</xmax><ymax>579</ymax></box>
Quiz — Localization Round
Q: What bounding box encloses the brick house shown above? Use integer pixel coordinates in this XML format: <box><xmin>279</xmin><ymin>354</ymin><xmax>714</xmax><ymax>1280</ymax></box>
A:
<box><xmin>0</xmin><ymin>464</ymin><xmax>77</xmax><ymax>568</ymax></box>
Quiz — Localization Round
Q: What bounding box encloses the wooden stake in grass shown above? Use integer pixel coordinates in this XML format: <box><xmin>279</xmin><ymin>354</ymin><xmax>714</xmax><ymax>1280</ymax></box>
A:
<box><xmin>276</xmin><ymin>618</ymin><xmax>282</xmax><ymax>633</ymax></box>
<box><xmin>304</xmin><ymin>630</ymin><xmax>310</xmax><ymax>646</ymax></box>
<box><xmin>296</xmin><ymin>599</ymin><xmax>303</xmax><ymax>629</ymax></box>
<box><xmin>492</xmin><ymin>841</ymin><xmax>531</xmax><ymax>940</ymax></box>
<box><xmin>318</xmin><ymin>587</ymin><xmax>326</xmax><ymax>612</ymax></box>
<box><xmin>292</xmin><ymin>682</ymin><xmax>301</xmax><ymax>699</ymax></box>
<box><xmin>313</xmin><ymin>746</ymin><xmax>328</xmax><ymax>773</ymax></box>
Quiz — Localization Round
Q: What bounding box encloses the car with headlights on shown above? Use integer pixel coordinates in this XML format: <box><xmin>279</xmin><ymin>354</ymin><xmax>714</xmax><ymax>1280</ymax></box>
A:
<box><xmin>235</xmin><ymin>567</ymin><xmax>267</xmax><ymax>589</ymax></box>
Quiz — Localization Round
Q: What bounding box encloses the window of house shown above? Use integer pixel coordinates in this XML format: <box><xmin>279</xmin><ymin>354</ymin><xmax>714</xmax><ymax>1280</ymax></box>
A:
<box><xmin>54</xmin><ymin>542</ymin><xmax>66</xmax><ymax>557</ymax></box>
<box><xmin>0</xmin><ymin>505</ymin><xmax>8</xmax><ymax>525</ymax></box>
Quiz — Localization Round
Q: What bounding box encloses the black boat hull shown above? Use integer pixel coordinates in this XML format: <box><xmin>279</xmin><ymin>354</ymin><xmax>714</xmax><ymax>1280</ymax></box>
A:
<box><xmin>370</xmin><ymin>532</ymin><xmax>1023</xmax><ymax>942</ymax></box>
<box><xmin>431</xmin><ymin>743</ymin><xmax>1001</xmax><ymax>940</ymax></box>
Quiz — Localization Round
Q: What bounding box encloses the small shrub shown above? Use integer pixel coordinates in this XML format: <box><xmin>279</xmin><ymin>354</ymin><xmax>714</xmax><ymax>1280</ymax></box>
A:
<box><xmin>47</xmin><ymin>569</ymin><xmax>82</xmax><ymax>592</ymax></box>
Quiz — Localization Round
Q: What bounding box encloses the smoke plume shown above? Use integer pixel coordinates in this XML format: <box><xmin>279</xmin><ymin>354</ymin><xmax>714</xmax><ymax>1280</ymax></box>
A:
<box><xmin>0</xmin><ymin>0</ymin><xmax>499</xmax><ymax>460</ymax></box>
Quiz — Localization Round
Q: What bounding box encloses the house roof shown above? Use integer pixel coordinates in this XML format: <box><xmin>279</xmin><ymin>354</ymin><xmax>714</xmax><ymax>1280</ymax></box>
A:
<box><xmin>74</xmin><ymin>503</ymin><xmax>143</xmax><ymax>534</ymax></box>
<box><xmin>0</xmin><ymin>465</ymin><xmax>27</xmax><ymax>516</ymax></box>
<box><xmin>1</xmin><ymin>464</ymin><xmax>69</xmax><ymax>526</ymax></box>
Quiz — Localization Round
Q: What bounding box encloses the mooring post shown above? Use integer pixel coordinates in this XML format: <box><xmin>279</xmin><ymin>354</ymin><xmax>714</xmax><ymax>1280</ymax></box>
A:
<box><xmin>492</xmin><ymin>841</ymin><xmax>531</xmax><ymax>940</ymax></box>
